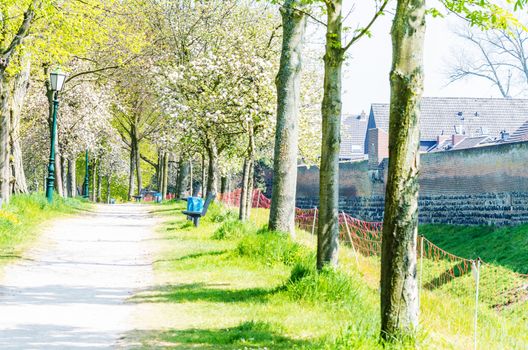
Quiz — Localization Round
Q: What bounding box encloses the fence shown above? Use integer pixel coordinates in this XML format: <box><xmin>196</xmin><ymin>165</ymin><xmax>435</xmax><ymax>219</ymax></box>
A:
<box><xmin>219</xmin><ymin>188</ymin><xmax>528</xmax><ymax>348</ymax></box>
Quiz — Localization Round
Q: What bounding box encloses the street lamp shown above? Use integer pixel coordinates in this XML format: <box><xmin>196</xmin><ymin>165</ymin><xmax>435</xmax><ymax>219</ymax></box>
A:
<box><xmin>45</xmin><ymin>69</ymin><xmax>66</xmax><ymax>203</ymax></box>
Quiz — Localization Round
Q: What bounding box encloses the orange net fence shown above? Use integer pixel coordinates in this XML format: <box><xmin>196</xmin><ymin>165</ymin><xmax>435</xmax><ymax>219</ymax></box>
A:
<box><xmin>219</xmin><ymin>189</ymin><xmax>528</xmax><ymax>304</ymax></box>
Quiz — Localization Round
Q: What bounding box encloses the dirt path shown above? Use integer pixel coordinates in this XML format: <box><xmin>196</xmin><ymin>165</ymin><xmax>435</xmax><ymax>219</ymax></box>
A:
<box><xmin>0</xmin><ymin>204</ymin><xmax>157</xmax><ymax>349</ymax></box>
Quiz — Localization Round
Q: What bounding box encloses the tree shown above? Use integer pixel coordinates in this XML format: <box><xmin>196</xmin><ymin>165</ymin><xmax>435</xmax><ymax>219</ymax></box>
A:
<box><xmin>317</xmin><ymin>0</ymin><xmax>388</xmax><ymax>269</ymax></box>
<box><xmin>268</xmin><ymin>0</ymin><xmax>308</xmax><ymax>236</ymax></box>
<box><xmin>449</xmin><ymin>25</ymin><xmax>528</xmax><ymax>97</ymax></box>
<box><xmin>380</xmin><ymin>0</ymin><xmax>527</xmax><ymax>340</ymax></box>
<box><xmin>380</xmin><ymin>0</ymin><xmax>425</xmax><ymax>340</ymax></box>
<box><xmin>0</xmin><ymin>0</ymin><xmax>37</xmax><ymax>204</ymax></box>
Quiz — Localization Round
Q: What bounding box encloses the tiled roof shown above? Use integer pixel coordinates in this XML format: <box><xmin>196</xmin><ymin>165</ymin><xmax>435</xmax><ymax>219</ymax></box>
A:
<box><xmin>509</xmin><ymin>120</ymin><xmax>528</xmax><ymax>142</ymax></box>
<box><xmin>369</xmin><ymin>97</ymin><xmax>528</xmax><ymax>140</ymax></box>
<box><xmin>340</xmin><ymin>113</ymin><xmax>368</xmax><ymax>159</ymax></box>
<box><xmin>451</xmin><ymin>136</ymin><xmax>492</xmax><ymax>150</ymax></box>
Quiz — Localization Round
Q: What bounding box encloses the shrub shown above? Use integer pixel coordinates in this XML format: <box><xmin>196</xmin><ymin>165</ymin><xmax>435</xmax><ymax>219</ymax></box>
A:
<box><xmin>213</xmin><ymin>219</ymin><xmax>255</xmax><ymax>240</ymax></box>
<box><xmin>235</xmin><ymin>231</ymin><xmax>310</xmax><ymax>266</ymax></box>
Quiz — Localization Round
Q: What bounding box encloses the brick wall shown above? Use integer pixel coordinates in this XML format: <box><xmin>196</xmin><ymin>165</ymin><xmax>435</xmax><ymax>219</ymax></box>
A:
<box><xmin>295</xmin><ymin>140</ymin><xmax>528</xmax><ymax>225</ymax></box>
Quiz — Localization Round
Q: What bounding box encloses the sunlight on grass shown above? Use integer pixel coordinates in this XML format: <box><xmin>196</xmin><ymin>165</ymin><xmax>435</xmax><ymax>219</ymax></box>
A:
<box><xmin>134</xmin><ymin>200</ymin><xmax>527</xmax><ymax>349</ymax></box>
<box><xmin>0</xmin><ymin>193</ymin><xmax>88</xmax><ymax>262</ymax></box>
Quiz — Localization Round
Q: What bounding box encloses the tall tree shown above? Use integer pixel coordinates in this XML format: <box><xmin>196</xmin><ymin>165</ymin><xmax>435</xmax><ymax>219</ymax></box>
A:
<box><xmin>380</xmin><ymin>0</ymin><xmax>425</xmax><ymax>339</ymax></box>
<box><xmin>0</xmin><ymin>0</ymin><xmax>37</xmax><ymax>204</ymax></box>
<box><xmin>268</xmin><ymin>0</ymin><xmax>307</xmax><ymax>235</ymax></box>
<box><xmin>317</xmin><ymin>0</ymin><xmax>388</xmax><ymax>269</ymax></box>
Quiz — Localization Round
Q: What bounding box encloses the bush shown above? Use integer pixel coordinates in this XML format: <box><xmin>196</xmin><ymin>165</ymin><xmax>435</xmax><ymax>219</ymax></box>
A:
<box><xmin>236</xmin><ymin>231</ymin><xmax>310</xmax><ymax>267</ymax></box>
<box><xmin>213</xmin><ymin>219</ymin><xmax>255</xmax><ymax>240</ymax></box>
<box><xmin>284</xmin><ymin>266</ymin><xmax>367</xmax><ymax>304</ymax></box>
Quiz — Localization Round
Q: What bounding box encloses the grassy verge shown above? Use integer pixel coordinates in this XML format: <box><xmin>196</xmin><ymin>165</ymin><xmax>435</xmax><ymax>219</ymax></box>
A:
<box><xmin>420</xmin><ymin>224</ymin><xmax>528</xmax><ymax>274</ymax></box>
<box><xmin>0</xmin><ymin>193</ymin><xmax>88</xmax><ymax>262</ymax></box>
<box><xmin>132</xmin><ymin>201</ymin><xmax>527</xmax><ymax>349</ymax></box>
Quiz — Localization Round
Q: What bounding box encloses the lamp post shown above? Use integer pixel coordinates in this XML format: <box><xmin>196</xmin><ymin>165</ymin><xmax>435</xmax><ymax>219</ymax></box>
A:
<box><xmin>45</xmin><ymin>69</ymin><xmax>66</xmax><ymax>203</ymax></box>
<box><xmin>84</xmin><ymin>150</ymin><xmax>89</xmax><ymax>199</ymax></box>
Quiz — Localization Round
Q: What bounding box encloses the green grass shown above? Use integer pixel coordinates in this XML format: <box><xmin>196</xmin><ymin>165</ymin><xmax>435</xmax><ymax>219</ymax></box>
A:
<box><xmin>420</xmin><ymin>224</ymin><xmax>528</xmax><ymax>274</ymax></box>
<box><xmin>0</xmin><ymin>193</ymin><xmax>88</xmax><ymax>261</ymax></box>
<box><xmin>131</xmin><ymin>201</ymin><xmax>527</xmax><ymax>349</ymax></box>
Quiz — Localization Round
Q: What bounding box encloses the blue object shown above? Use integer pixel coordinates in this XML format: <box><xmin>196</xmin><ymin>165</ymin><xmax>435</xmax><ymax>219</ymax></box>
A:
<box><xmin>154</xmin><ymin>193</ymin><xmax>162</xmax><ymax>203</ymax></box>
<box><xmin>187</xmin><ymin>196</ymin><xmax>204</xmax><ymax>212</ymax></box>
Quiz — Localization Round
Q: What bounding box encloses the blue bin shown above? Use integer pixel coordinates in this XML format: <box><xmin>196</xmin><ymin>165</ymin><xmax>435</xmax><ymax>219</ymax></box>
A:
<box><xmin>187</xmin><ymin>196</ymin><xmax>204</xmax><ymax>212</ymax></box>
<box><xmin>154</xmin><ymin>193</ymin><xmax>162</xmax><ymax>203</ymax></box>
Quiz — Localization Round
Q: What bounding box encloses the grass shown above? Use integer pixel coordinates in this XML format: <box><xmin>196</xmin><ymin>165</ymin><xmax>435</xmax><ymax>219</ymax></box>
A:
<box><xmin>420</xmin><ymin>224</ymin><xmax>528</xmax><ymax>274</ymax></box>
<box><xmin>129</xmin><ymin>201</ymin><xmax>527</xmax><ymax>349</ymax></box>
<box><xmin>0</xmin><ymin>193</ymin><xmax>88</xmax><ymax>262</ymax></box>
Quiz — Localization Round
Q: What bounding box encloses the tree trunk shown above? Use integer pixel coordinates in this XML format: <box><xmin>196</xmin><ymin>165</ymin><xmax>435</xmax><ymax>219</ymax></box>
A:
<box><xmin>91</xmin><ymin>159</ymin><xmax>97</xmax><ymax>202</ymax></box>
<box><xmin>0</xmin><ymin>73</ymin><xmax>11</xmax><ymax>204</ymax></box>
<box><xmin>159</xmin><ymin>151</ymin><xmax>166</xmax><ymax>197</ymax></box>
<box><xmin>157</xmin><ymin>150</ymin><xmax>162</xmax><ymax>191</ymax></box>
<box><xmin>206</xmin><ymin>141</ymin><xmax>218</xmax><ymax>198</ymax></box>
<box><xmin>128</xmin><ymin>143</ymin><xmax>135</xmax><ymax>200</ymax></box>
<box><xmin>96</xmin><ymin>164</ymin><xmax>102</xmax><ymax>203</ymax></box>
<box><xmin>133</xmin><ymin>136</ymin><xmax>142</xmax><ymax>196</ymax></box>
<box><xmin>9</xmin><ymin>54</ymin><xmax>30</xmax><ymax>195</ymax></box>
<box><xmin>317</xmin><ymin>0</ymin><xmax>344</xmax><ymax>270</ymax></box>
<box><xmin>162</xmin><ymin>152</ymin><xmax>169</xmax><ymax>200</ymax></box>
<box><xmin>380</xmin><ymin>0</ymin><xmax>425</xmax><ymax>340</ymax></box>
<box><xmin>61</xmin><ymin>155</ymin><xmax>68</xmax><ymax>196</ymax></box>
<box><xmin>189</xmin><ymin>159</ymin><xmax>193</xmax><ymax>195</ymax></box>
<box><xmin>240</xmin><ymin>125</ymin><xmax>255</xmax><ymax>221</ymax></box>
<box><xmin>175</xmin><ymin>158</ymin><xmax>190</xmax><ymax>198</ymax></box>
<box><xmin>106</xmin><ymin>174</ymin><xmax>112</xmax><ymax>204</ymax></box>
<box><xmin>201</xmin><ymin>154</ymin><xmax>207</xmax><ymax>198</ymax></box>
<box><xmin>268</xmin><ymin>0</ymin><xmax>307</xmax><ymax>236</ymax></box>
<box><xmin>220</xmin><ymin>176</ymin><xmax>227</xmax><ymax>199</ymax></box>
<box><xmin>239</xmin><ymin>159</ymin><xmax>250</xmax><ymax>221</ymax></box>
<box><xmin>67</xmin><ymin>157</ymin><xmax>76</xmax><ymax>198</ymax></box>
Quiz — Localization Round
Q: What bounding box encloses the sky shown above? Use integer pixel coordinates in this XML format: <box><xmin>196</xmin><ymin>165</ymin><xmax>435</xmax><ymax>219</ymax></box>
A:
<box><xmin>330</xmin><ymin>3</ymin><xmax>504</xmax><ymax>114</ymax></box>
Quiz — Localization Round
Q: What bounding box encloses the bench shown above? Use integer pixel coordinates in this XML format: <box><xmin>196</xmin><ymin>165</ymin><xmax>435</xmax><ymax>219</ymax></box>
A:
<box><xmin>132</xmin><ymin>195</ymin><xmax>143</xmax><ymax>202</ymax></box>
<box><xmin>182</xmin><ymin>193</ymin><xmax>215</xmax><ymax>227</ymax></box>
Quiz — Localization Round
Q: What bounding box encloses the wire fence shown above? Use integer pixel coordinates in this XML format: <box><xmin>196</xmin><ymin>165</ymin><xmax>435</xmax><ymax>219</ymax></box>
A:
<box><xmin>218</xmin><ymin>188</ymin><xmax>527</xmax><ymax>349</ymax></box>
<box><xmin>219</xmin><ymin>188</ymin><xmax>528</xmax><ymax>306</ymax></box>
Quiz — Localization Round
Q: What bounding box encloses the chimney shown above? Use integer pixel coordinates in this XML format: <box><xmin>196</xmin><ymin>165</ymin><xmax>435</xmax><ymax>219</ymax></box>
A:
<box><xmin>452</xmin><ymin>134</ymin><xmax>466</xmax><ymax>146</ymax></box>
<box><xmin>500</xmin><ymin>130</ymin><xmax>510</xmax><ymax>141</ymax></box>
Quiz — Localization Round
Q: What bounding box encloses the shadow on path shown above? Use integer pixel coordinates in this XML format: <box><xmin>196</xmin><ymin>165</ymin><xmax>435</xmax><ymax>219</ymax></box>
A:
<box><xmin>129</xmin><ymin>283</ymin><xmax>272</xmax><ymax>304</ymax></box>
<box><xmin>121</xmin><ymin>321</ymin><xmax>313</xmax><ymax>349</ymax></box>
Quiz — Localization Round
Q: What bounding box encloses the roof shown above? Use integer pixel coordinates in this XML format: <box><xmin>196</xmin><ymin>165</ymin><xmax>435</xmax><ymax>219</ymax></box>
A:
<box><xmin>369</xmin><ymin>97</ymin><xmax>528</xmax><ymax>140</ymax></box>
<box><xmin>340</xmin><ymin>113</ymin><xmax>368</xmax><ymax>159</ymax></box>
<box><xmin>508</xmin><ymin>120</ymin><xmax>528</xmax><ymax>142</ymax></box>
<box><xmin>451</xmin><ymin>136</ymin><xmax>493</xmax><ymax>150</ymax></box>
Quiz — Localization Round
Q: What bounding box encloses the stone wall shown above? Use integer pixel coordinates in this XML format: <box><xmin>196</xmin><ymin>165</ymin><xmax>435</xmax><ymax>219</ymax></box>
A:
<box><xmin>295</xmin><ymin>141</ymin><xmax>528</xmax><ymax>225</ymax></box>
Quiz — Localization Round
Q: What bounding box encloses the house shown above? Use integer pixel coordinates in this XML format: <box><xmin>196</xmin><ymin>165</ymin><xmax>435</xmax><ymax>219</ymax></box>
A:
<box><xmin>339</xmin><ymin>111</ymin><xmax>368</xmax><ymax>161</ymax></box>
<box><xmin>508</xmin><ymin>120</ymin><xmax>528</xmax><ymax>143</ymax></box>
<box><xmin>365</xmin><ymin>97</ymin><xmax>528</xmax><ymax>163</ymax></box>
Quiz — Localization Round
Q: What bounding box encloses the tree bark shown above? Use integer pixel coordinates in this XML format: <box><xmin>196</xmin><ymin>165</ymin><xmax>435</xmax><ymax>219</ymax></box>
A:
<box><xmin>380</xmin><ymin>0</ymin><xmax>425</xmax><ymax>340</ymax></box>
<box><xmin>175</xmin><ymin>158</ymin><xmax>190</xmax><ymax>198</ymax></box>
<box><xmin>128</xmin><ymin>143</ymin><xmax>135</xmax><ymax>200</ymax></box>
<box><xmin>0</xmin><ymin>74</ymin><xmax>12</xmax><ymax>204</ymax></box>
<box><xmin>162</xmin><ymin>152</ymin><xmax>169</xmax><ymax>200</ymax></box>
<box><xmin>9</xmin><ymin>53</ymin><xmax>30</xmax><ymax>195</ymax></box>
<box><xmin>96</xmin><ymin>163</ymin><xmax>102</xmax><ymax>202</ymax></box>
<box><xmin>317</xmin><ymin>0</ymin><xmax>344</xmax><ymax>270</ymax></box>
<box><xmin>133</xmin><ymin>134</ymin><xmax>142</xmax><ymax>196</ymax></box>
<box><xmin>61</xmin><ymin>155</ymin><xmax>68</xmax><ymax>196</ymax></box>
<box><xmin>268</xmin><ymin>0</ymin><xmax>307</xmax><ymax>236</ymax></box>
<box><xmin>106</xmin><ymin>174</ymin><xmax>112</xmax><ymax>204</ymax></box>
<box><xmin>220</xmin><ymin>176</ymin><xmax>227</xmax><ymax>199</ymax></box>
<box><xmin>239</xmin><ymin>159</ymin><xmax>250</xmax><ymax>221</ymax></box>
<box><xmin>67</xmin><ymin>157</ymin><xmax>76</xmax><ymax>198</ymax></box>
<box><xmin>201</xmin><ymin>153</ymin><xmax>207</xmax><ymax>198</ymax></box>
<box><xmin>206</xmin><ymin>141</ymin><xmax>218</xmax><ymax>198</ymax></box>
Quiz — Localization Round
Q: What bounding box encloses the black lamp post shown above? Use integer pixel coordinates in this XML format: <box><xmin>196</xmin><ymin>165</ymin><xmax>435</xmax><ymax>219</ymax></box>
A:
<box><xmin>45</xmin><ymin>69</ymin><xmax>66</xmax><ymax>203</ymax></box>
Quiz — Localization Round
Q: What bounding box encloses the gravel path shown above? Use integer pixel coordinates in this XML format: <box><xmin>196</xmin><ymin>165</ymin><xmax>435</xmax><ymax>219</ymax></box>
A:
<box><xmin>0</xmin><ymin>204</ymin><xmax>157</xmax><ymax>349</ymax></box>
